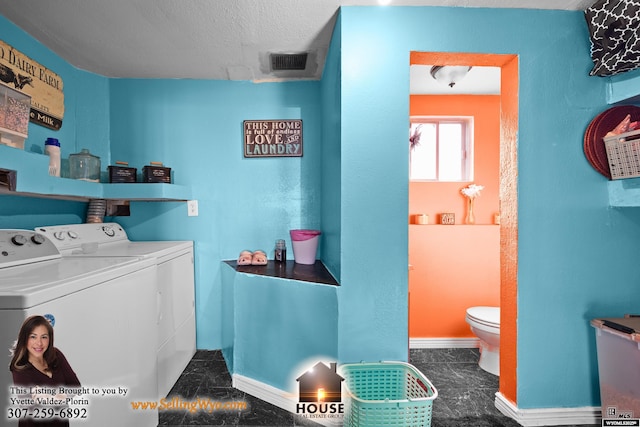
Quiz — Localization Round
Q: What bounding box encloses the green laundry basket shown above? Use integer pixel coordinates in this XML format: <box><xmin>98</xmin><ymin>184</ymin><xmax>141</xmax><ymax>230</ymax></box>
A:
<box><xmin>340</xmin><ymin>361</ymin><xmax>438</xmax><ymax>427</ymax></box>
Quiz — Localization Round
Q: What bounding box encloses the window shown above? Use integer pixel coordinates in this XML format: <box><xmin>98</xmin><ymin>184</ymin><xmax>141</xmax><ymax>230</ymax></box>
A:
<box><xmin>409</xmin><ymin>117</ymin><xmax>473</xmax><ymax>181</ymax></box>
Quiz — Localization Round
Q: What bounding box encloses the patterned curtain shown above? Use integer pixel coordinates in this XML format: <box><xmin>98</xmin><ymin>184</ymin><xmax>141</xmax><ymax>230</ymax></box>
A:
<box><xmin>585</xmin><ymin>0</ymin><xmax>640</xmax><ymax>76</ymax></box>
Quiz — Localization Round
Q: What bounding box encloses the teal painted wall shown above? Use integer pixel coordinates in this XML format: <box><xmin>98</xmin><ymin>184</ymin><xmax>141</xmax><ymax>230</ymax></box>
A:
<box><xmin>0</xmin><ymin>15</ymin><xmax>109</xmax><ymax>228</ymax></box>
<box><xmin>226</xmin><ymin>265</ymin><xmax>338</xmax><ymax>391</ymax></box>
<box><xmin>108</xmin><ymin>78</ymin><xmax>324</xmax><ymax>349</ymax></box>
<box><xmin>0</xmin><ymin>195</ymin><xmax>84</xmax><ymax>229</ymax></box>
<box><xmin>319</xmin><ymin>13</ymin><xmax>342</xmax><ymax>281</ymax></box>
<box><xmin>4</xmin><ymin>5</ymin><xmax>640</xmax><ymax>412</ymax></box>
<box><xmin>338</xmin><ymin>5</ymin><xmax>640</xmax><ymax>410</ymax></box>
<box><xmin>336</xmin><ymin>8</ymin><xmax>410</xmax><ymax>366</ymax></box>
<box><xmin>0</xmin><ymin>16</ymin><xmax>110</xmax><ymax>163</ymax></box>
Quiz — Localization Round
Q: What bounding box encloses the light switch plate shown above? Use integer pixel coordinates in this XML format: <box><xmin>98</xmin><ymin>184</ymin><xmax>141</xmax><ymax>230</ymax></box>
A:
<box><xmin>187</xmin><ymin>200</ymin><xmax>198</xmax><ymax>216</ymax></box>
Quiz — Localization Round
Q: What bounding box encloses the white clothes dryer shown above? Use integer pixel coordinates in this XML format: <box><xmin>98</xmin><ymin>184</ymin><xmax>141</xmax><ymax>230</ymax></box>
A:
<box><xmin>0</xmin><ymin>229</ymin><xmax>158</xmax><ymax>427</ymax></box>
<box><xmin>35</xmin><ymin>223</ymin><xmax>196</xmax><ymax>399</ymax></box>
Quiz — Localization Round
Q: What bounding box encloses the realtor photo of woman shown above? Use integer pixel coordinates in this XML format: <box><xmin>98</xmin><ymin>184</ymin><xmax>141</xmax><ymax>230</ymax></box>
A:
<box><xmin>9</xmin><ymin>315</ymin><xmax>81</xmax><ymax>427</ymax></box>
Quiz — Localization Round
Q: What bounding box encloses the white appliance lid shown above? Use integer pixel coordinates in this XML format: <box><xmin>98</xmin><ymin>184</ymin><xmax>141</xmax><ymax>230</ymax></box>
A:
<box><xmin>0</xmin><ymin>256</ymin><xmax>155</xmax><ymax>309</ymax></box>
<box><xmin>73</xmin><ymin>240</ymin><xmax>193</xmax><ymax>259</ymax></box>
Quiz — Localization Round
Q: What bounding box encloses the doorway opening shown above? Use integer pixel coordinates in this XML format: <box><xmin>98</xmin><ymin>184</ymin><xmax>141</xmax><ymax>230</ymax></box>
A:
<box><xmin>408</xmin><ymin>52</ymin><xmax>519</xmax><ymax>405</ymax></box>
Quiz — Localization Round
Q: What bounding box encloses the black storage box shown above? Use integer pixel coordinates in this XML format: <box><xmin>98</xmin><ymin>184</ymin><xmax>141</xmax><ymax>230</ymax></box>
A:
<box><xmin>142</xmin><ymin>164</ymin><xmax>171</xmax><ymax>183</ymax></box>
<box><xmin>108</xmin><ymin>165</ymin><xmax>137</xmax><ymax>183</ymax></box>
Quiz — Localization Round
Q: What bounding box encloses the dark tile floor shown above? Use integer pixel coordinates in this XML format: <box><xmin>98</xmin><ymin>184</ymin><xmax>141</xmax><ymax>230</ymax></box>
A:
<box><xmin>158</xmin><ymin>348</ymin><xmax>600</xmax><ymax>427</ymax></box>
<box><xmin>158</xmin><ymin>350</ymin><xmax>319</xmax><ymax>427</ymax></box>
<box><xmin>410</xmin><ymin>347</ymin><xmax>516</xmax><ymax>427</ymax></box>
<box><xmin>408</xmin><ymin>348</ymin><xmax>598</xmax><ymax>427</ymax></box>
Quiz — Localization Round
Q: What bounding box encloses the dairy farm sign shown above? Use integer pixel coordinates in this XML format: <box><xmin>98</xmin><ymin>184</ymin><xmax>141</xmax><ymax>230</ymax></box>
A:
<box><xmin>243</xmin><ymin>120</ymin><xmax>303</xmax><ymax>157</ymax></box>
<box><xmin>0</xmin><ymin>40</ymin><xmax>64</xmax><ymax>130</ymax></box>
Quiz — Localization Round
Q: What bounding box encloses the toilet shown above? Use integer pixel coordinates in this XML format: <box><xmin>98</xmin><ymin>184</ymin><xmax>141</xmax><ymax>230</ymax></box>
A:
<box><xmin>465</xmin><ymin>306</ymin><xmax>500</xmax><ymax>376</ymax></box>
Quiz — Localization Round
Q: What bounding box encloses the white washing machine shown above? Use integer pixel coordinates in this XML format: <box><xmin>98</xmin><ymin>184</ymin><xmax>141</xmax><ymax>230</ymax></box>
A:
<box><xmin>35</xmin><ymin>223</ymin><xmax>196</xmax><ymax>399</ymax></box>
<box><xmin>0</xmin><ymin>229</ymin><xmax>158</xmax><ymax>427</ymax></box>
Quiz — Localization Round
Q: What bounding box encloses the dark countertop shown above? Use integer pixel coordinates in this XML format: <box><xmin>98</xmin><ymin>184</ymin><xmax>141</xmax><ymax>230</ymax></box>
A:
<box><xmin>224</xmin><ymin>260</ymin><xmax>339</xmax><ymax>286</ymax></box>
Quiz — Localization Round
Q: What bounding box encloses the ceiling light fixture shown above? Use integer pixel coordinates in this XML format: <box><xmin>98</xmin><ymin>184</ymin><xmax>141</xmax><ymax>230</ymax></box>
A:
<box><xmin>430</xmin><ymin>65</ymin><xmax>473</xmax><ymax>88</ymax></box>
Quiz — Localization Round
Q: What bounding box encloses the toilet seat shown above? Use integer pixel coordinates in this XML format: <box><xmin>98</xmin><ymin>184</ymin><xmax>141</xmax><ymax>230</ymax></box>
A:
<box><xmin>466</xmin><ymin>306</ymin><xmax>500</xmax><ymax>329</ymax></box>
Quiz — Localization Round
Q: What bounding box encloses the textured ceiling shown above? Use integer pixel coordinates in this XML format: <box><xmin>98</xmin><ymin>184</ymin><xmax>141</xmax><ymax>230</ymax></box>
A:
<box><xmin>0</xmin><ymin>0</ymin><xmax>594</xmax><ymax>81</ymax></box>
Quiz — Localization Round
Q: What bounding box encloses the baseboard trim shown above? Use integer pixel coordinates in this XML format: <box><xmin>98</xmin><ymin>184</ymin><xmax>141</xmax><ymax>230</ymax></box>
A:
<box><xmin>410</xmin><ymin>337</ymin><xmax>480</xmax><ymax>348</ymax></box>
<box><xmin>232</xmin><ymin>372</ymin><xmax>601</xmax><ymax>427</ymax></box>
<box><xmin>232</xmin><ymin>374</ymin><xmax>342</xmax><ymax>427</ymax></box>
<box><xmin>232</xmin><ymin>374</ymin><xmax>295</xmax><ymax>413</ymax></box>
<box><xmin>495</xmin><ymin>392</ymin><xmax>601</xmax><ymax>426</ymax></box>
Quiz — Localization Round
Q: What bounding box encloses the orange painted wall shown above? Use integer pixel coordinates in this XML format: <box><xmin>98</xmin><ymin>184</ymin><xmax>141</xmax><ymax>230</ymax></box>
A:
<box><xmin>409</xmin><ymin>94</ymin><xmax>501</xmax><ymax>338</ymax></box>
<box><xmin>409</xmin><ymin>225</ymin><xmax>499</xmax><ymax>337</ymax></box>
<box><xmin>498</xmin><ymin>56</ymin><xmax>519</xmax><ymax>405</ymax></box>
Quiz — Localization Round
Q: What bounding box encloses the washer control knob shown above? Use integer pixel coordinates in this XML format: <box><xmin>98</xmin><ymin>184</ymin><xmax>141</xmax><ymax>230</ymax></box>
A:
<box><xmin>67</xmin><ymin>231</ymin><xmax>79</xmax><ymax>239</ymax></box>
<box><xmin>102</xmin><ymin>226</ymin><xmax>116</xmax><ymax>237</ymax></box>
<box><xmin>11</xmin><ymin>235</ymin><xmax>28</xmax><ymax>246</ymax></box>
<box><xmin>31</xmin><ymin>234</ymin><xmax>46</xmax><ymax>245</ymax></box>
<box><xmin>53</xmin><ymin>231</ymin><xmax>66</xmax><ymax>241</ymax></box>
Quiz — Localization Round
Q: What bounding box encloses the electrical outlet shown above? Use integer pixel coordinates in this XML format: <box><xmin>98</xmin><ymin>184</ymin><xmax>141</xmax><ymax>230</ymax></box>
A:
<box><xmin>187</xmin><ymin>200</ymin><xmax>199</xmax><ymax>217</ymax></box>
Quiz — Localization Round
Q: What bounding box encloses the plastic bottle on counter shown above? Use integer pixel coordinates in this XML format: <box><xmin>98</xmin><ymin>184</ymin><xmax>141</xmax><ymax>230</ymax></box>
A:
<box><xmin>274</xmin><ymin>239</ymin><xmax>287</xmax><ymax>262</ymax></box>
<box><xmin>44</xmin><ymin>138</ymin><xmax>61</xmax><ymax>177</ymax></box>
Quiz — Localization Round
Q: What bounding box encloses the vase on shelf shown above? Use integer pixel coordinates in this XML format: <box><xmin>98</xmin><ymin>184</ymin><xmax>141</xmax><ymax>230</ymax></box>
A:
<box><xmin>465</xmin><ymin>198</ymin><xmax>475</xmax><ymax>224</ymax></box>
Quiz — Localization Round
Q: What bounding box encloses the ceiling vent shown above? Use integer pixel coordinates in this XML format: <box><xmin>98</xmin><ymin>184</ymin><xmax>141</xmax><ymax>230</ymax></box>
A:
<box><xmin>270</xmin><ymin>53</ymin><xmax>308</xmax><ymax>71</ymax></box>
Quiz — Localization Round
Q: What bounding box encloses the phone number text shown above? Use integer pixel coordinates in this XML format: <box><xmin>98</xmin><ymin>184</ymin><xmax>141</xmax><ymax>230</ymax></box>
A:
<box><xmin>7</xmin><ymin>407</ymin><xmax>88</xmax><ymax>419</ymax></box>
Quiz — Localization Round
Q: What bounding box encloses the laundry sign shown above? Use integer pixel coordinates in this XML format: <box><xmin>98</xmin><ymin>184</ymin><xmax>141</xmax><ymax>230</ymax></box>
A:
<box><xmin>0</xmin><ymin>40</ymin><xmax>64</xmax><ymax>130</ymax></box>
<box><xmin>243</xmin><ymin>119</ymin><xmax>303</xmax><ymax>157</ymax></box>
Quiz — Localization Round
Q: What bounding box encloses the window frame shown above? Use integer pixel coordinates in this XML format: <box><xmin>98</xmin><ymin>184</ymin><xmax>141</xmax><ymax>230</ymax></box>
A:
<box><xmin>409</xmin><ymin>115</ymin><xmax>474</xmax><ymax>182</ymax></box>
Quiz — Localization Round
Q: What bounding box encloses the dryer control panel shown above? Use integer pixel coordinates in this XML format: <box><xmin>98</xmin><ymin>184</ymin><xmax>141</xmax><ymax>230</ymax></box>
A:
<box><xmin>0</xmin><ymin>230</ymin><xmax>61</xmax><ymax>268</ymax></box>
<box><xmin>35</xmin><ymin>223</ymin><xmax>129</xmax><ymax>252</ymax></box>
